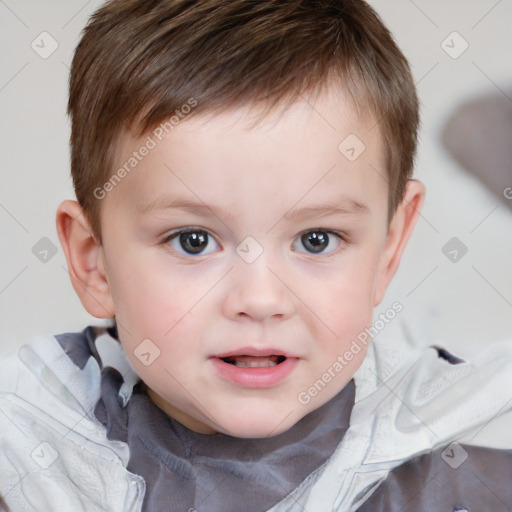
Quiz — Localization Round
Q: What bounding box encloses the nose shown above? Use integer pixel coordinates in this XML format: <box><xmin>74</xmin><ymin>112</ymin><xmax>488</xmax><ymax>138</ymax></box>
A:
<box><xmin>221</xmin><ymin>255</ymin><xmax>296</xmax><ymax>323</ymax></box>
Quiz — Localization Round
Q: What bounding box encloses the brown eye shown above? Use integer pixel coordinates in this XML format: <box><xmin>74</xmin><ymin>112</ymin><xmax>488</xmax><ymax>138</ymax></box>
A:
<box><xmin>293</xmin><ymin>230</ymin><xmax>342</xmax><ymax>255</ymax></box>
<box><xmin>166</xmin><ymin>228</ymin><xmax>219</xmax><ymax>255</ymax></box>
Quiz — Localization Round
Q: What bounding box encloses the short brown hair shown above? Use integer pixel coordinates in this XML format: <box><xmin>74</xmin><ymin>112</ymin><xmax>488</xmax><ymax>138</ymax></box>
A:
<box><xmin>68</xmin><ymin>0</ymin><xmax>419</xmax><ymax>242</ymax></box>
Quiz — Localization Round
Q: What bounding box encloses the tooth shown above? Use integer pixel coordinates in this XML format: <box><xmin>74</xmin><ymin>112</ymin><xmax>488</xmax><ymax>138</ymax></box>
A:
<box><xmin>223</xmin><ymin>355</ymin><xmax>283</xmax><ymax>368</ymax></box>
<box><xmin>234</xmin><ymin>360</ymin><xmax>278</xmax><ymax>368</ymax></box>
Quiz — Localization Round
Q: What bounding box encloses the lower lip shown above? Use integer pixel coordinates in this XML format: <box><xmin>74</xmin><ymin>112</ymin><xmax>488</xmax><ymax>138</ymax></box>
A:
<box><xmin>209</xmin><ymin>357</ymin><xmax>299</xmax><ymax>388</ymax></box>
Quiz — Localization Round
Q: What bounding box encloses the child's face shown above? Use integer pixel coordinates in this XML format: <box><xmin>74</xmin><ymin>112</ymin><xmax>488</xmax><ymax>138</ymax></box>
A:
<box><xmin>91</xmin><ymin>88</ymin><xmax>414</xmax><ymax>437</ymax></box>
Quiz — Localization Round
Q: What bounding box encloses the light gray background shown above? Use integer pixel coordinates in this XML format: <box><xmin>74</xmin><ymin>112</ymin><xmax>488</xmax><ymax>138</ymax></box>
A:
<box><xmin>1</xmin><ymin>0</ymin><xmax>511</xmax><ymax>362</ymax></box>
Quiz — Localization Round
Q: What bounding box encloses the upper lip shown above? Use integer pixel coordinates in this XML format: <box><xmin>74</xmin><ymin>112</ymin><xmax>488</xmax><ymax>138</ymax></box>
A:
<box><xmin>211</xmin><ymin>346</ymin><xmax>297</xmax><ymax>359</ymax></box>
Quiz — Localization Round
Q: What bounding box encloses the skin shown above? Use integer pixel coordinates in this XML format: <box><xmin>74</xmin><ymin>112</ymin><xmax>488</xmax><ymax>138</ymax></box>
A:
<box><xmin>56</xmin><ymin>86</ymin><xmax>424</xmax><ymax>438</ymax></box>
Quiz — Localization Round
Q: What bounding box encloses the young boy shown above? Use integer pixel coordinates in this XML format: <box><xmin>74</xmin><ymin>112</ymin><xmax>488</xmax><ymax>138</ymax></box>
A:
<box><xmin>1</xmin><ymin>0</ymin><xmax>511</xmax><ymax>510</ymax></box>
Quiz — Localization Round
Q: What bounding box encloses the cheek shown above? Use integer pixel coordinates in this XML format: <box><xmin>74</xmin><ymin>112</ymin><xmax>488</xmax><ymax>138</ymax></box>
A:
<box><xmin>106</xmin><ymin>250</ymin><xmax>196</xmax><ymax>340</ymax></box>
<box><xmin>326</xmin><ymin>286</ymin><xmax>374</xmax><ymax>343</ymax></box>
<box><xmin>315</xmin><ymin>256</ymin><xmax>380</xmax><ymax>352</ymax></box>
<box><xmin>108</xmin><ymin>255</ymin><xmax>219</xmax><ymax>372</ymax></box>
<box><xmin>112</xmin><ymin>272</ymin><xmax>205</xmax><ymax>388</ymax></box>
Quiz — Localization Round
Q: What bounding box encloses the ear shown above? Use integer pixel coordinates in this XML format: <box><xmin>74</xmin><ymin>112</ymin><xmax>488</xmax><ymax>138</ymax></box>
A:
<box><xmin>55</xmin><ymin>200</ymin><xmax>114</xmax><ymax>318</ymax></box>
<box><xmin>373</xmin><ymin>179</ymin><xmax>425</xmax><ymax>306</ymax></box>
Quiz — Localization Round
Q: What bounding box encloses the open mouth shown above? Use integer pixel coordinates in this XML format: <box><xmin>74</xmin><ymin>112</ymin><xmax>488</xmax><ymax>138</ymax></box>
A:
<box><xmin>211</xmin><ymin>352</ymin><xmax>298</xmax><ymax>387</ymax></box>
<box><xmin>220</xmin><ymin>355</ymin><xmax>287</xmax><ymax>368</ymax></box>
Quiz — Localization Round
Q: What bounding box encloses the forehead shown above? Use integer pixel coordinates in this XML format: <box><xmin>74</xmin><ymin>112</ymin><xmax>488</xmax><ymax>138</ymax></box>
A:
<box><xmin>104</xmin><ymin>86</ymin><xmax>387</xmax><ymax>226</ymax></box>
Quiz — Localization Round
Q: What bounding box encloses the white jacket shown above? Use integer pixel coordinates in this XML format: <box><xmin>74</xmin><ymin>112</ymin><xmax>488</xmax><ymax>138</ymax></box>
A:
<box><xmin>1</xmin><ymin>329</ymin><xmax>512</xmax><ymax>511</ymax></box>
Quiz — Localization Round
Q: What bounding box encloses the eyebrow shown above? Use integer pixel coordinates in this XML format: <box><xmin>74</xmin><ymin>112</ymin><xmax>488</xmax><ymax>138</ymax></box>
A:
<box><xmin>137</xmin><ymin>197</ymin><xmax>238</xmax><ymax>222</ymax></box>
<box><xmin>282</xmin><ymin>200</ymin><xmax>369</xmax><ymax>221</ymax></box>
<box><xmin>136</xmin><ymin>196</ymin><xmax>369</xmax><ymax>222</ymax></box>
